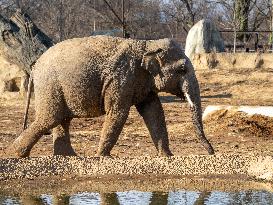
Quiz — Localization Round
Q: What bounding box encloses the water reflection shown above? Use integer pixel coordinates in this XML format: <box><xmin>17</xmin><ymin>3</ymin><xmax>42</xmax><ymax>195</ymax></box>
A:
<box><xmin>149</xmin><ymin>192</ymin><xmax>168</xmax><ymax>205</ymax></box>
<box><xmin>52</xmin><ymin>195</ymin><xmax>70</xmax><ymax>205</ymax></box>
<box><xmin>1</xmin><ymin>190</ymin><xmax>273</xmax><ymax>205</ymax></box>
<box><xmin>20</xmin><ymin>195</ymin><xmax>44</xmax><ymax>205</ymax></box>
<box><xmin>100</xmin><ymin>193</ymin><xmax>119</xmax><ymax>205</ymax></box>
<box><xmin>193</xmin><ymin>191</ymin><xmax>211</xmax><ymax>205</ymax></box>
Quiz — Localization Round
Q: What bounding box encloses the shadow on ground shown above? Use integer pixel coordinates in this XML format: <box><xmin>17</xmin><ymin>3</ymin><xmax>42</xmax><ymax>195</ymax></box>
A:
<box><xmin>202</xmin><ymin>93</ymin><xmax>232</xmax><ymax>99</ymax></box>
<box><xmin>160</xmin><ymin>96</ymin><xmax>181</xmax><ymax>103</ymax></box>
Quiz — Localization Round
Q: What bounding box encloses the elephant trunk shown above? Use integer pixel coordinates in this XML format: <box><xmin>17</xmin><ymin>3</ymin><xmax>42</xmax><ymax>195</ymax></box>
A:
<box><xmin>181</xmin><ymin>74</ymin><xmax>215</xmax><ymax>155</ymax></box>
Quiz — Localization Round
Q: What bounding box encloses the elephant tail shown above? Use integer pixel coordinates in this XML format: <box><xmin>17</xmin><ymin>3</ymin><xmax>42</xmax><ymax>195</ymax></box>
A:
<box><xmin>22</xmin><ymin>74</ymin><xmax>33</xmax><ymax>131</ymax></box>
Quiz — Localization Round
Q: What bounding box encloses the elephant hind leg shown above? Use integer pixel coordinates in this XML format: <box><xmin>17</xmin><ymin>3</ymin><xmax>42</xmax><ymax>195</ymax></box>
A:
<box><xmin>10</xmin><ymin>118</ymin><xmax>61</xmax><ymax>157</ymax></box>
<box><xmin>53</xmin><ymin>118</ymin><xmax>77</xmax><ymax>156</ymax></box>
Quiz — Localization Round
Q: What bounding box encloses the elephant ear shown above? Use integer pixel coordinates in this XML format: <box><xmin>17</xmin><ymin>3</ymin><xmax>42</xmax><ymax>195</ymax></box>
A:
<box><xmin>141</xmin><ymin>48</ymin><xmax>164</xmax><ymax>76</ymax></box>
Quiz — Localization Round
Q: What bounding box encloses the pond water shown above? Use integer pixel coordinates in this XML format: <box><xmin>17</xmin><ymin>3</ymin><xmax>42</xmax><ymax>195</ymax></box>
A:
<box><xmin>1</xmin><ymin>190</ymin><xmax>273</xmax><ymax>205</ymax></box>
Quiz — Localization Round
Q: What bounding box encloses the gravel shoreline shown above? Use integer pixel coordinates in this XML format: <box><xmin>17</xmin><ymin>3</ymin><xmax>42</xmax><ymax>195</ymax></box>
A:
<box><xmin>1</xmin><ymin>154</ymin><xmax>272</xmax><ymax>181</ymax></box>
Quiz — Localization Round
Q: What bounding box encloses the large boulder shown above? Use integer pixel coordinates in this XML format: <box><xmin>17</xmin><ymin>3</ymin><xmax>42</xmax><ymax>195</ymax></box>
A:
<box><xmin>0</xmin><ymin>10</ymin><xmax>53</xmax><ymax>96</ymax></box>
<box><xmin>185</xmin><ymin>19</ymin><xmax>225</xmax><ymax>60</ymax></box>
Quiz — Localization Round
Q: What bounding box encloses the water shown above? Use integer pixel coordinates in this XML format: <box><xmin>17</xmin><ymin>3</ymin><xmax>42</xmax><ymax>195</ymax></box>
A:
<box><xmin>1</xmin><ymin>190</ymin><xmax>273</xmax><ymax>205</ymax></box>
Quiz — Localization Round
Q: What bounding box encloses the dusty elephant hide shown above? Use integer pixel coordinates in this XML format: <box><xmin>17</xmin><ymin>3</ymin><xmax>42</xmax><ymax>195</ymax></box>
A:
<box><xmin>9</xmin><ymin>35</ymin><xmax>214</xmax><ymax>157</ymax></box>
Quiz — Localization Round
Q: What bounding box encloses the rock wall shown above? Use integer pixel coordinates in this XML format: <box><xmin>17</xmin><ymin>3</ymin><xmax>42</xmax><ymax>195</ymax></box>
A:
<box><xmin>192</xmin><ymin>52</ymin><xmax>273</xmax><ymax>70</ymax></box>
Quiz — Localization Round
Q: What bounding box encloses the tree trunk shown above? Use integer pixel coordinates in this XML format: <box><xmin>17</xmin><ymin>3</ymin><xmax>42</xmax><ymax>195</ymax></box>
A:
<box><xmin>57</xmin><ymin>0</ymin><xmax>65</xmax><ymax>42</ymax></box>
<box><xmin>235</xmin><ymin>0</ymin><xmax>251</xmax><ymax>41</ymax></box>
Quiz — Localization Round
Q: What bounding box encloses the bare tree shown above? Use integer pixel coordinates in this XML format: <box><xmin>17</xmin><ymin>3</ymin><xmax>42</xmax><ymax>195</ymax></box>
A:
<box><xmin>0</xmin><ymin>0</ymin><xmax>272</xmax><ymax>46</ymax></box>
<box><xmin>161</xmin><ymin>0</ymin><xmax>210</xmax><ymax>43</ymax></box>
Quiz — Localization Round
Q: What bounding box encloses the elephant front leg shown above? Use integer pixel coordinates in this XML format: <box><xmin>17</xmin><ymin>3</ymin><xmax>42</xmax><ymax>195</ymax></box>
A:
<box><xmin>53</xmin><ymin>118</ymin><xmax>77</xmax><ymax>156</ymax></box>
<box><xmin>136</xmin><ymin>92</ymin><xmax>173</xmax><ymax>157</ymax></box>
<box><xmin>96</xmin><ymin>107</ymin><xmax>130</xmax><ymax>157</ymax></box>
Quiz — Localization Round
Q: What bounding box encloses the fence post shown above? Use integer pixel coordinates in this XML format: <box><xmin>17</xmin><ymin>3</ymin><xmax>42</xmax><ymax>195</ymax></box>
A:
<box><xmin>233</xmin><ymin>30</ymin><xmax>237</xmax><ymax>53</ymax></box>
<box><xmin>271</xmin><ymin>0</ymin><xmax>273</xmax><ymax>51</ymax></box>
<box><xmin>233</xmin><ymin>2</ymin><xmax>237</xmax><ymax>53</ymax></box>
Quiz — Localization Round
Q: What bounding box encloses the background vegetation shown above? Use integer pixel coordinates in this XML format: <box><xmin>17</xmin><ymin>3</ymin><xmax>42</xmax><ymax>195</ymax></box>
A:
<box><xmin>0</xmin><ymin>0</ymin><xmax>272</xmax><ymax>46</ymax></box>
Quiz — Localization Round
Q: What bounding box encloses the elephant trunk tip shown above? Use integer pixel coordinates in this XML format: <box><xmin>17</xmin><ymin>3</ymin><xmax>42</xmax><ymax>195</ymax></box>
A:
<box><xmin>202</xmin><ymin>140</ymin><xmax>215</xmax><ymax>155</ymax></box>
<box><xmin>207</xmin><ymin>146</ymin><xmax>215</xmax><ymax>155</ymax></box>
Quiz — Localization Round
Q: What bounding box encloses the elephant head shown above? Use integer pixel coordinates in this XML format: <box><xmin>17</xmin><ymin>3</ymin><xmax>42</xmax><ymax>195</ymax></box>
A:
<box><xmin>0</xmin><ymin>10</ymin><xmax>53</xmax><ymax>74</ymax></box>
<box><xmin>142</xmin><ymin>39</ymin><xmax>215</xmax><ymax>154</ymax></box>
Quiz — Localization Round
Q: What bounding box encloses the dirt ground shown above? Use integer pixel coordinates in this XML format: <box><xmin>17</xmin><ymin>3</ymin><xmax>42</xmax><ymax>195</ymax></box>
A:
<box><xmin>0</xmin><ymin>67</ymin><xmax>273</xmax><ymax>158</ymax></box>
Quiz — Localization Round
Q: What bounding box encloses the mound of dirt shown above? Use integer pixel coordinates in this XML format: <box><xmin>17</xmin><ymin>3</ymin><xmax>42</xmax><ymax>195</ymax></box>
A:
<box><xmin>205</xmin><ymin>110</ymin><xmax>273</xmax><ymax>139</ymax></box>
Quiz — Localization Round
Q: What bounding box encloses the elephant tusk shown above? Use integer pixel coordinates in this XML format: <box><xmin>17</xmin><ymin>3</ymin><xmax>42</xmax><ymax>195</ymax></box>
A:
<box><xmin>185</xmin><ymin>93</ymin><xmax>194</xmax><ymax>108</ymax></box>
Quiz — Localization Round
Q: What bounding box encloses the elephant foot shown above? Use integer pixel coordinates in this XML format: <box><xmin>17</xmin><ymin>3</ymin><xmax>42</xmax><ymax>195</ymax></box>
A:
<box><xmin>53</xmin><ymin>139</ymin><xmax>77</xmax><ymax>156</ymax></box>
<box><xmin>207</xmin><ymin>147</ymin><xmax>215</xmax><ymax>155</ymax></box>
<box><xmin>158</xmin><ymin>149</ymin><xmax>173</xmax><ymax>157</ymax></box>
<box><xmin>7</xmin><ymin>140</ymin><xmax>31</xmax><ymax>158</ymax></box>
<box><xmin>95</xmin><ymin>154</ymin><xmax>114</xmax><ymax>159</ymax></box>
<box><xmin>53</xmin><ymin>148</ymin><xmax>77</xmax><ymax>156</ymax></box>
<box><xmin>203</xmin><ymin>143</ymin><xmax>215</xmax><ymax>155</ymax></box>
<box><xmin>95</xmin><ymin>150</ymin><xmax>112</xmax><ymax>157</ymax></box>
<box><xmin>15</xmin><ymin>147</ymin><xmax>30</xmax><ymax>158</ymax></box>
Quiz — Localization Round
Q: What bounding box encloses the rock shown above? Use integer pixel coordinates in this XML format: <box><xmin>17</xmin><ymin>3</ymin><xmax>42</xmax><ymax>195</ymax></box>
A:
<box><xmin>0</xmin><ymin>10</ymin><xmax>53</xmax><ymax>97</ymax></box>
<box><xmin>185</xmin><ymin>19</ymin><xmax>225</xmax><ymax>60</ymax></box>
<box><xmin>0</xmin><ymin>55</ymin><xmax>25</xmax><ymax>97</ymax></box>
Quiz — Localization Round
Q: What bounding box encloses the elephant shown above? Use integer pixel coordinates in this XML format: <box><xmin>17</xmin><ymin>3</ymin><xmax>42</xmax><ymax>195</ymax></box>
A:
<box><xmin>9</xmin><ymin>35</ymin><xmax>215</xmax><ymax>157</ymax></box>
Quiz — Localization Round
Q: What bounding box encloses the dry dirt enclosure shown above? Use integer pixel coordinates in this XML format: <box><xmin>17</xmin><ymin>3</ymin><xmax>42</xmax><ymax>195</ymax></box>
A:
<box><xmin>0</xmin><ymin>63</ymin><xmax>273</xmax><ymax>158</ymax></box>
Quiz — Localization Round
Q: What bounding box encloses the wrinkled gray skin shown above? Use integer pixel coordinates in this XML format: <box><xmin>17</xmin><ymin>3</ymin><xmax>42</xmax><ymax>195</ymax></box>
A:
<box><xmin>0</xmin><ymin>10</ymin><xmax>53</xmax><ymax>75</ymax></box>
<box><xmin>10</xmin><ymin>36</ymin><xmax>215</xmax><ymax>157</ymax></box>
